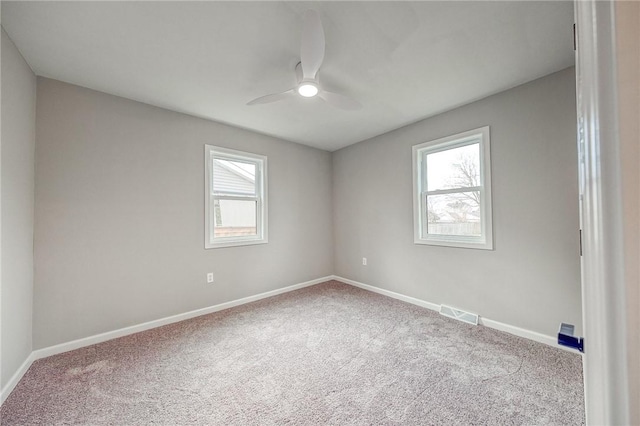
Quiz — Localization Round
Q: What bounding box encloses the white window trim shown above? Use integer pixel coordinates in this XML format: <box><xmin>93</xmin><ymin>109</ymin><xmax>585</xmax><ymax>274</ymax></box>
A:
<box><xmin>412</xmin><ymin>126</ymin><xmax>493</xmax><ymax>250</ymax></box>
<box><xmin>204</xmin><ymin>145</ymin><xmax>268</xmax><ymax>249</ymax></box>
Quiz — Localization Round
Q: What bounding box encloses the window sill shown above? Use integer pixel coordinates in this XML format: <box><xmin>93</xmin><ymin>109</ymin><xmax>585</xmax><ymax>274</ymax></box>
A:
<box><xmin>205</xmin><ymin>238</ymin><xmax>268</xmax><ymax>249</ymax></box>
<box><xmin>414</xmin><ymin>237</ymin><xmax>493</xmax><ymax>250</ymax></box>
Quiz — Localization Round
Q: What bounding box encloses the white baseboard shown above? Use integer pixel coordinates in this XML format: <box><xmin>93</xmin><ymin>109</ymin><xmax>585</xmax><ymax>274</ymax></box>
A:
<box><xmin>331</xmin><ymin>275</ymin><xmax>575</xmax><ymax>353</ymax></box>
<box><xmin>4</xmin><ymin>276</ymin><xmax>330</xmax><ymax>406</ymax></box>
<box><xmin>478</xmin><ymin>317</ymin><xmax>559</xmax><ymax>348</ymax></box>
<box><xmin>333</xmin><ymin>275</ymin><xmax>441</xmax><ymax>311</ymax></box>
<box><xmin>1</xmin><ymin>273</ymin><xmax>576</xmax><ymax>407</ymax></box>
<box><xmin>1</xmin><ymin>352</ymin><xmax>36</xmax><ymax>405</ymax></box>
<box><xmin>32</xmin><ymin>275</ymin><xmax>333</xmax><ymax>360</ymax></box>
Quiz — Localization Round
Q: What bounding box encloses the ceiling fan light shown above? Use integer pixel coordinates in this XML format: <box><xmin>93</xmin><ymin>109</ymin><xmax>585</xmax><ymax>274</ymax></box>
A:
<box><xmin>297</xmin><ymin>83</ymin><xmax>318</xmax><ymax>97</ymax></box>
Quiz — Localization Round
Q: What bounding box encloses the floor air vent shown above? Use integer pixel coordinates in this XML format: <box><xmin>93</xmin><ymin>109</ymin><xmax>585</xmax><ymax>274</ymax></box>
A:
<box><xmin>439</xmin><ymin>305</ymin><xmax>479</xmax><ymax>325</ymax></box>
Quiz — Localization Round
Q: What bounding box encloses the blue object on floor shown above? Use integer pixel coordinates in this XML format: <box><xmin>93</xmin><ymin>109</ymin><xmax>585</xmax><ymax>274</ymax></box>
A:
<box><xmin>558</xmin><ymin>323</ymin><xmax>584</xmax><ymax>352</ymax></box>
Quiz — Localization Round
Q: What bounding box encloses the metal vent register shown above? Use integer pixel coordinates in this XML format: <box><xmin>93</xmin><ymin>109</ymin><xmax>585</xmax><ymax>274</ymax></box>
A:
<box><xmin>439</xmin><ymin>305</ymin><xmax>479</xmax><ymax>325</ymax></box>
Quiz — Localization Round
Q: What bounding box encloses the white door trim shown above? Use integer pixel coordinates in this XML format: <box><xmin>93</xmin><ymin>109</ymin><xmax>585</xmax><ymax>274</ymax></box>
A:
<box><xmin>575</xmin><ymin>1</ymin><xmax>630</xmax><ymax>424</ymax></box>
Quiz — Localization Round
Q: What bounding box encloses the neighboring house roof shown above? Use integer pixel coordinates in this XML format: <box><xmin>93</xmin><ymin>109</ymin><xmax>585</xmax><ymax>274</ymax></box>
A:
<box><xmin>213</xmin><ymin>159</ymin><xmax>255</xmax><ymax>195</ymax></box>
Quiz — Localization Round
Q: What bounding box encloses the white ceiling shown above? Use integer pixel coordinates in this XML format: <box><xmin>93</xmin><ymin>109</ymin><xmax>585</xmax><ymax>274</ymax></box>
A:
<box><xmin>2</xmin><ymin>1</ymin><xmax>574</xmax><ymax>151</ymax></box>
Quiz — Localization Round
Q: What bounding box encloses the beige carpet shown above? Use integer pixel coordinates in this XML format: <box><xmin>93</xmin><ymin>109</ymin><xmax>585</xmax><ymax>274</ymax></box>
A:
<box><xmin>1</xmin><ymin>280</ymin><xmax>585</xmax><ymax>425</ymax></box>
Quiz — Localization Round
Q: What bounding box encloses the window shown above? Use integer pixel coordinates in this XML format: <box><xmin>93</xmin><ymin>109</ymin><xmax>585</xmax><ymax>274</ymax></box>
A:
<box><xmin>205</xmin><ymin>145</ymin><xmax>267</xmax><ymax>248</ymax></box>
<box><xmin>412</xmin><ymin>126</ymin><xmax>493</xmax><ymax>250</ymax></box>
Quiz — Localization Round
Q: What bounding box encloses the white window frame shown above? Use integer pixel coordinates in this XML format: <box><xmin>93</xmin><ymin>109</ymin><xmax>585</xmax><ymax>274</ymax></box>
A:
<box><xmin>205</xmin><ymin>145</ymin><xmax>268</xmax><ymax>249</ymax></box>
<box><xmin>412</xmin><ymin>126</ymin><xmax>493</xmax><ymax>250</ymax></box>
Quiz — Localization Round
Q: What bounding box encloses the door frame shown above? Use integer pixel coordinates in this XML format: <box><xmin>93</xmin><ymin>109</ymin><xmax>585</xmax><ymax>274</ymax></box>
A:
<box><xmin>575</xmin><ymin>1</ymin><xmax>632</xmax><ymax>424</ymax></box>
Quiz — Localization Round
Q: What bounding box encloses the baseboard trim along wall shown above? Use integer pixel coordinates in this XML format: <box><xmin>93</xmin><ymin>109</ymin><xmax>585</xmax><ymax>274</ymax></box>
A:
<box><xmin>0</xmin><ymin>353</ymin><xmax>37</xmax><ymax>405</ymax></box>
<box><xmin>334</xmin><ymin>276</ymin><xmax>441</xmax><ymax>311</ymax></box>
<box><xmin>2</xmin><ymin>273</ymin><xmax>577</xmax><ymax>405</ymax></box>
<box><xmin>331</xmin><ymin>275</ymin><xmax>573</xmax><ymax>352</ymax></box>
<box><xmin>33</xmin><ymin>276</ymin><xmax>333</xmax><ymax>359</ymax></box>
<box><xmin>0</xmin><ymin>275</ymin><xmax>331</xmax><ymax>405</ymax></box>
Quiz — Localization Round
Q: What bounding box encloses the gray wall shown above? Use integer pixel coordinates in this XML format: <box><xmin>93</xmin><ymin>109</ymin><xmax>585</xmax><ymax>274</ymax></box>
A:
<box><xmin>29</xmin><ymin>68</ymin><xmax>580</xmax><ymax>349</ymax></box>
<box><xmin>333</xmin><ymin>67</ymin><xmax>581</xmax><ymax>337</ymax></box>
<box><xmin>34</xmin><ymin>78</ymin><xmax>334</xmax><ymax>349</ymax></box>
<box><xmin>1</xmin><ymin>28</ymin><xmax>37</xmax><ymax>389</ymax></box>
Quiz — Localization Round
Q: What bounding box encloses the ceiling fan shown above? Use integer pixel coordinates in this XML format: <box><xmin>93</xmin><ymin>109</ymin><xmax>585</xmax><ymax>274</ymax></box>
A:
<box><xmin>247</xmin><ymin>10</ymin><xmax>362</xmax><ymax>111</ymax></box>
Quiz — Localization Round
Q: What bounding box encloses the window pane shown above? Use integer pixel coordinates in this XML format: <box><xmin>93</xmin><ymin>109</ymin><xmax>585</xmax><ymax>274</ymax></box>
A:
<box><xmin>214</xmin><ymin>199</ymin><xmax>257</xmax><ymax>238</ymax></box>
<box><xmin>426</xmin><ymin>192</ymin><xmax>481</xmax><ymax>236</ymax></box>
<box><xmin>427</xmin><ymin>143</ymin><xmax>480</xmax><ymax>191</ymax></box>
<box><xmin>213</xmin><ymin>159</ymin><xmax>256</xmax><ymax>195</ymax></box>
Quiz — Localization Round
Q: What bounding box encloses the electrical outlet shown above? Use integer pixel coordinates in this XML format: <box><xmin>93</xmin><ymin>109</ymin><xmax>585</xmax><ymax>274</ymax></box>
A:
<box><xmin>207</xmin><ymin>273</ymin><xmax>214</xmax><ymax>283</ymax></box>
<box><xmin>362</xmin><ymin>257</ymin><xmax>367</xmax><ymax>266</ymax></box>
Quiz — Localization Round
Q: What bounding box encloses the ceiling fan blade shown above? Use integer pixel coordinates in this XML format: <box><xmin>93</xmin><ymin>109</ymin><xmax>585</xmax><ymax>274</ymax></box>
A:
<box><xmin>300</xmin><ymin>10</ymin><xmax>325</xmax><ymax>80</ymax></box>
<box><xmin>318</xmin><ymin>91</ymin><xmax>362</xmax><ymax>111</ymax></box>
<box><xmin>247</xmin><ymin>89</ymin><xmax>295</xmax><ymax>106</ymax></box>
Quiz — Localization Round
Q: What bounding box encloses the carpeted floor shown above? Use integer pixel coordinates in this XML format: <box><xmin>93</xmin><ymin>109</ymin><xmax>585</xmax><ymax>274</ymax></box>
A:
<box><xmin>1</xmin><ymin>280</ymin><xmax>585</xmax><ymax>425</ymax></box>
